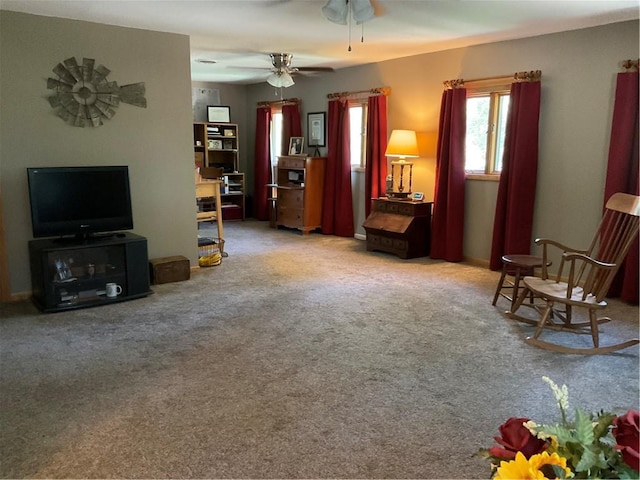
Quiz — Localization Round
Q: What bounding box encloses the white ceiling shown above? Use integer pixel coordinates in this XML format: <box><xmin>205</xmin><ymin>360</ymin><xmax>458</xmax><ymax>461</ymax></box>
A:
<box><xmin>1</xmin><ymin>0</ymin><xmax>638</xmax><ymax>85</ymax></box>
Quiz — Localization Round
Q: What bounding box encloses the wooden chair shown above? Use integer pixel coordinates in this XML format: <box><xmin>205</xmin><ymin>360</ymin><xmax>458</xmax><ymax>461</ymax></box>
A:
<box><xmin>196</xmin><ymin>167</ymin><xmax>225</xmax><ymax>224</ymax></box>
<box><xmin>508</xmin><ymin>192</ymin><xmax>640</xmax><ymax>355</ymax></box>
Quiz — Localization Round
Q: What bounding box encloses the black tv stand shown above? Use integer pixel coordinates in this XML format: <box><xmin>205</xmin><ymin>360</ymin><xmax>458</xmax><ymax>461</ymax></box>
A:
<box><xmin>29</xmin><ymin>232</ymin><xmax>152</xmax><ymax>312</ymax></box>
<box><xmin>52</xmin><ymin>232</ymin><xmax>111</xmax><ymax>244</ymax></box>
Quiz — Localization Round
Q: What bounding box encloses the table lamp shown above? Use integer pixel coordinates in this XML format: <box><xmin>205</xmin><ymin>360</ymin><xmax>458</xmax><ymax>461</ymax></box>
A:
<box><xmin>385</xmin><ymin>129</ymin><xmax>419</xmax><ymax>198</ymax></box>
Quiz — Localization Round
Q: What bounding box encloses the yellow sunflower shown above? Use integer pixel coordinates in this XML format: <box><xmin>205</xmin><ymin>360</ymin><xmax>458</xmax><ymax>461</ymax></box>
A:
<box><xmin>495</xmin><ymin>451</ymin><xmax>573</xmax><ymax>479</ymax></box>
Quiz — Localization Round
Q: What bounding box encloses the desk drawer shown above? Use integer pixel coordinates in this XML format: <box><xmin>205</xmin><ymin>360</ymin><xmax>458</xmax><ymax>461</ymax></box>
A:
<box><xmin>278</xmin><ymin>189</ymin><xmax>304</xmax><ymax>208</ymax></box>
<box><xmin>374</xmin><ymin>199</ymin><xmax>431</xmax><ymax>216</ymax></box>
<box><xmin>277</xmin><ymin>206</ymin><xmax>303</xmax><ymax>227</ymax></box>
<box><xmin>278</xmin><ymin>157</ymin><xmax>305</xmax><ymax>169</ymax></box>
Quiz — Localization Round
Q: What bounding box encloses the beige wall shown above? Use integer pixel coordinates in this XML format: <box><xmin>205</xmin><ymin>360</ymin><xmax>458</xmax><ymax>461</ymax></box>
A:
<box><xmin>1</xmin><ymin>11</ymin><xmax>196</xmax><ymax>296</ymax></box>
<box><xmin>244</xmin><ymin>20</ymin><xmax>639</xmax><ymax>263</ymax></box>
<box><xmin>1</xmin><ymin>11</ymin><xmax>637</xmax><ymax>297</ymax></box>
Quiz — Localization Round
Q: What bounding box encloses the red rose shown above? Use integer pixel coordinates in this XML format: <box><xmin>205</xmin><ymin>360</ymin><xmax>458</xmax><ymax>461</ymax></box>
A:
<box><xmin>488</xmin><ymin>417</ymin><xmax>548</xmax><ymax>460</ymax></box>
<box><xmin>613</xmin><ymin>409</ymin><xmax>640</xmax><ymax>472</ymax></box>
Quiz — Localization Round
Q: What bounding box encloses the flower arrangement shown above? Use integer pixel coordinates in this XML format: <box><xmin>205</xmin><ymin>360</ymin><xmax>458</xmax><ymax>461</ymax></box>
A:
<box><xmin>478</xmin><ymin>377</ymin><xmax>639</xmax><ymax>479</ymax></box>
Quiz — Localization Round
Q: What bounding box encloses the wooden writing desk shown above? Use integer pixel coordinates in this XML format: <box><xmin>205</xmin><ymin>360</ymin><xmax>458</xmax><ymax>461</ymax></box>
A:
<box><xmin>363</xmin><ymin>198</ymin><xmax>432</xmax><ymax>259</ymax></box>
<box><xmin>196</xmin><ymin>179</ymin><xmax>224</xmax><ymax>242</ymax></box>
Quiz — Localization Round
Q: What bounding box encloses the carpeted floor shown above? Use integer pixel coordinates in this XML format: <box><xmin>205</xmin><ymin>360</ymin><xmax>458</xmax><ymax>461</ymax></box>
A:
<box><xmin>1</xmin><ymin>220</ymin><xmax>638</xmax><ymax>479</ymax></box>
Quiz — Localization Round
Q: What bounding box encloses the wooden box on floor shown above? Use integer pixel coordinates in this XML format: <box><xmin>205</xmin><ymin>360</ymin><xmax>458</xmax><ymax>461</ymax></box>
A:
<box><xmin>149</xmin><ymin>255</ymin><xmax>190</xmax><ymax>284</ymax></box>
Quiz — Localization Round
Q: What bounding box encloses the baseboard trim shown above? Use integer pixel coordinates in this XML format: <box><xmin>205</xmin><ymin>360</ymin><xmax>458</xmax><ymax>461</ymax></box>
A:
<box><xmin>354</xmin><ymin>233</ymin><xmax>366</xmax><ymax>241</ymax></box>
<box><xmin>463</xmin><ymin>256</ymin><xmax>490</xmax><ymax>269</ymax></box>
<box><xmin>4</xmin><ymin>291</ymin><xmax>31</xmax><ymax>303</ymax></box>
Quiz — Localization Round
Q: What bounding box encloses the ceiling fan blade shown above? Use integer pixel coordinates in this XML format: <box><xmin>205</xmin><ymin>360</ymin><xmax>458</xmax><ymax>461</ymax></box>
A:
<box><xmin>296</xmin><ymin>67</ymin><xmax>335</xmax><ymax>72</ymax></box>
<box><xmin>226</xmin><ymin>66</ymin><xmax>273</xmax><ymax>70</ymax></box>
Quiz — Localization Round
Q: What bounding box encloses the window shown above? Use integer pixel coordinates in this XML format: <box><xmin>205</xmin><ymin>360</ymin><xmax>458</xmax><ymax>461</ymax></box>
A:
<box><xmin>465</xmin><ymin>81</ymin><xmax>510</xmax><ymax>175</ymax></box>
<box><xmin>270</xmin><ymin>111</ymin><xmax>282</xmax><ymax>166</ymax></box>
<box><xmin>271</xmin><ymin>104</ymin><xmax>368</xmax><ymax>168</ymax></box>
<box><xmin>350</xmin><ymin>103</ymin><xmax>368</xmax><ymax>168</ymax></box>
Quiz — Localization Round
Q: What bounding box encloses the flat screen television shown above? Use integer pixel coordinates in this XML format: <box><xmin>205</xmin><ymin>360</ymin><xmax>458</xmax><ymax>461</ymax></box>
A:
<box><xmin>27</xmin><ymin>166</ymin><xmax>133</xmax><ymax>240</ymax></box>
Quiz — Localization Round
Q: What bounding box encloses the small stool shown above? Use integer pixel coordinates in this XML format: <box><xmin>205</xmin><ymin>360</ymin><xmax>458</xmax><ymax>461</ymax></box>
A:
<box><xmin>492</xmin><ymin>254</ymin><xmax>545</xmax><ymax>311</ymax></box>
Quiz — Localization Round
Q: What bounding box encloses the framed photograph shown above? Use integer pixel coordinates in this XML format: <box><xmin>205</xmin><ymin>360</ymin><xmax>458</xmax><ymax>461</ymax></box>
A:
<box><xmin>288</xmin><ymin>137</ymin><xmax>305</xmax><ymax>156</ymax></box>
<box><xmin>207</xmin><ymin>105</ymin><xmax>230</xmax><ymax>123</ymax></box>
<box><xmin>307</xmin><ymin>112</ymin><xmax>326</xmax><ymax>147</ymax></box>
<box><xmin>208</xmin><ymin>139</ymin><xmax>223</xmax><ymax>150</ymax></box>
<box><xmin>223</xmin><ymin>129</ymin><xmax>235</xmax><ymax>137</ymax></box>
<box><xmin>223</xmin><ymin>139</ymin><xmax>234</xmax><ymax>150</ymax></box>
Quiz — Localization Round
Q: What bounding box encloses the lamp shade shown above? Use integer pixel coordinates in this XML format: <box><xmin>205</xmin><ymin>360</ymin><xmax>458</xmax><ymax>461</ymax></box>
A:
<box><xmin>267</xmin><ymin>71</ymin><xmax>295</xmax><ymax>88</ymax></box>
<box><xmin>352</xmin><ymin>0</ymin><xmax>375</xmax><ymax>24</ymax></box>
<box><xmin>322</xmin><ymin>0</ymin><xmax>348</xmax><ymax>25</ymax></box>
<box><xmin>385</xmin><ymin>130</ymin><xmax>419</xmax><ymax>158</ymax></box>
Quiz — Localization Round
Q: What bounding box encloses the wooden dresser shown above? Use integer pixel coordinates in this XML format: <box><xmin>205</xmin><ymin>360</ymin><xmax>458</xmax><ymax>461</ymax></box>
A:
<box><xmin>363</xmin><ymin>198</ymin><xmax>433</xmax><ymax>259</ymax></box>
<box><xmin>275</xmin><ymin>156</ymin><xmax>326</xmax><ymax>234</ymax></box>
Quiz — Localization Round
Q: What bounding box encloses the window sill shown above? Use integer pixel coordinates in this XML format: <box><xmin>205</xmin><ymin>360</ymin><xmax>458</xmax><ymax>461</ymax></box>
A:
<box><xmin>466</xmin><ymin>173</ymin><xmax>500</xmax><ymax>182</ymax></box>
<box><xmin>351</xmin><ymin>166</ymin><xmax>365</xmax><ymax>173</ymax></box>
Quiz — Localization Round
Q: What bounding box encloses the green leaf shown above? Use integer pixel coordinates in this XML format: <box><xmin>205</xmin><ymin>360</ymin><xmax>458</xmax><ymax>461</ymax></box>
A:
<box><xmin>551</xmin><ymin>464</ymin><xmax>571</xmax><ymax>479</ymax></box>
<box><xmin>575</xmin><ymin>447</ymin><xmax>599</xmax><ymax>472</ymax></box>
<box><xmin>574</xmin><ymin>408</ymin><xmax>594</xmax><ymax>445</ymax></box>
<box><xmin>540</xmin><ymin>424</ymin><xmax>574</xmax><ymax>444</ymax></box>
<box><xmin>617</xmin><ymin>464</ymin><xmax>640</xmax><ymax>479</ymax></box>
<box><xmin>575</xmin><ymin>447</ymin><xmax>610</xmax><ymax>475</ymax></box>
<box><xmin>593</xmin><ymin>412</ymin><xmax>615</xmax><ymax>440</ymax></box>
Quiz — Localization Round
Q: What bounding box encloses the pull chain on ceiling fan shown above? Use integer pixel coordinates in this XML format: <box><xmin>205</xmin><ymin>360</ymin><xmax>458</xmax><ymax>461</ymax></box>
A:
<box><xmin>322</xmin><ymin>0</ymin><xmax>376</xmax><ymax>51</ymax></box>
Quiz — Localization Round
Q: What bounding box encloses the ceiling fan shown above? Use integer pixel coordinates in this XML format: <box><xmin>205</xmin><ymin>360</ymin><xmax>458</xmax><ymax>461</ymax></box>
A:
<box><xmin>266</xmin><ymin>53</ymin><xmax>333</xmax><ymax>88</ymax></box>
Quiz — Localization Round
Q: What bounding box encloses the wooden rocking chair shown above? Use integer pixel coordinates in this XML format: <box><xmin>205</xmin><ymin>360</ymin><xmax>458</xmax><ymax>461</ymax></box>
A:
<box><xmin>508</xmin><ymin>192</ymin><xmax>640</xmax><ymax>355</ymax></box>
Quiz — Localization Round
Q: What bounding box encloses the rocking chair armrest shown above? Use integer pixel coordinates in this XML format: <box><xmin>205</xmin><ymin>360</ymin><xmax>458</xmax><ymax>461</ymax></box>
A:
<box><xmin>534</xmin><ymin>238</ymin><xmax>588</xmax><ymax>280</ymax></box>
<box><xmin>534</xmin><ymin>238</ymin><xmax>588</xmax><ymax>255</ymax></box>
<box><xmin>562</xmin><ymin>252</ymin><xmax>616</xmax><ymax>270</ymax></box>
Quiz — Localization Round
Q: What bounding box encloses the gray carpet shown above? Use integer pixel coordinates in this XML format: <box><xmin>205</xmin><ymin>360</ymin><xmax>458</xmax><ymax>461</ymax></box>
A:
<box><xmin>1</xmin><ymin>220</ymin><xmax>638</xmax><ymax>479</ymax></box>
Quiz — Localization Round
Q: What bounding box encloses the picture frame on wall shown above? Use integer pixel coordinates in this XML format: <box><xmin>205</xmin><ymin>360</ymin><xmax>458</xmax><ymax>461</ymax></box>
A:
<box><xmin>307</xmin><ymin>112</ymin><xmax>326</xmax><ymax>147</ymax></box>
<box><xmin>288</xmin><ymin>137</ymin><xmax>305</xmax><ymax>156</ymax></box>
<box><xmin>207</xmin><ymin>105</ymin><xmax>231</xmax><ymax>123</ymax></box>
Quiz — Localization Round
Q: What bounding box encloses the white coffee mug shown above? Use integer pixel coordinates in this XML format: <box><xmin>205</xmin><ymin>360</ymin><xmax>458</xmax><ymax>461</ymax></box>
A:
<box><xmin>105</xmin><ymin>283</ymin><xmax>123</xmax><ymax>298</ymax></box>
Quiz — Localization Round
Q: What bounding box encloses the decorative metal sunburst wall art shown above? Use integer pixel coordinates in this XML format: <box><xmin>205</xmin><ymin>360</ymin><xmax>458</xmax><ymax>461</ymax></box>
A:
<box><xmin>47</xmin><ymin>56</ymin><xmax>146</xmax><ymax>127</ymax></box>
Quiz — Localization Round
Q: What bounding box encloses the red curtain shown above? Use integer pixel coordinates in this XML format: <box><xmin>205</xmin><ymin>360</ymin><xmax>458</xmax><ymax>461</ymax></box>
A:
<box><xmin>489</xmin><ymin>81</ymin><xmax>541</xmax><ymax>270</ymax></box>
<box><xmin>282</xmin><ymin>104</ymin><xmax>302</xmax><ymax>155</ymax></box>
<box><xmin>253</xmin><ymin>107</ymin><xmax>272</xmax><ymax>221</ymax></box>
<box><xmin>322</xmin><ymin>99</ymin><xmax>354</xmax><ymax>237</ymax></box>
<box><xmin>430</xmin><ymin>87</ymin><xmax>467</xmax><ymax>262</ymax></box>
<box><xmin>364</xmin><ymin>95</ymin><xmax>388</xmax><ymax>217</ymax></box>
<box><xmin>604</xmin><ymin>71</ymin><xmax>639</xmax><ymax>304</ymax></box>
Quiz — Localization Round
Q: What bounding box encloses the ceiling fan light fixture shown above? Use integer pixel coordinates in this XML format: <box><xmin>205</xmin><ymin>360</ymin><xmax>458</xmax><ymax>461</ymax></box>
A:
<box><xmin>352</xmin><ymin>0</ymin><xmax>375</xmax><ymax>24</ymax></box>
<box><xmin>267</xmin><ymin>71</ymin><xmax>295</xmax><ymax>88</ymax></box>
<box><xmin>322</xmin><ymin>0</ymin><xmax>348</xmax><ymax>25</ymax></box>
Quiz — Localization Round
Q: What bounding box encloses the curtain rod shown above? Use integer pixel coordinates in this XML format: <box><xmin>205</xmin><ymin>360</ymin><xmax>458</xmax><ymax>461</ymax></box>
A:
<box><xmin>327</xmin><ymin>87</ymin><xmax>391</xmax><ymax>99</ymax></box>
<box><xmin>257</xmin><ymin>98</ymin><xmax>300</xmax><ymax>107</ymax></box>
<box><xmin>622</xmin><ymin>59</ymin><xmax>639</xmax><ymax>71</ymax></box>
<box><xmin>443</xmin><ymin>70</ymin><xmax>542</xmax><ymax>88</ymax></box>
<box><xmin>514</xmin><ymin>70</ymin><xmax>542</xmax><ymax>81</ymax></box>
